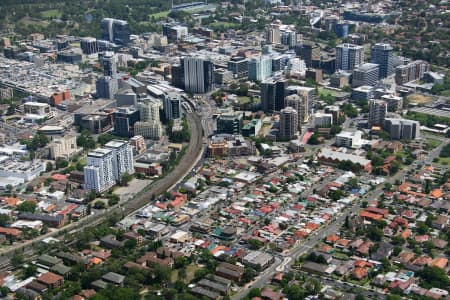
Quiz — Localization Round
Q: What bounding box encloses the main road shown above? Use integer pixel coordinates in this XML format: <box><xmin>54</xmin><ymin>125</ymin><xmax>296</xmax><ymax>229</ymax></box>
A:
<box><xmin>0</xmin><ymin>112</ymin><xmax>204</xmax><ymax>269</ymax></box>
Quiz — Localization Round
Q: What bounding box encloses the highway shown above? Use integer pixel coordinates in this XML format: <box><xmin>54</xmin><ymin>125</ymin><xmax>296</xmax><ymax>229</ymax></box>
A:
<box><xmin>0</xmin><ymin>112</ymin><xmax>204</xmax><ymax>270</ymax></box>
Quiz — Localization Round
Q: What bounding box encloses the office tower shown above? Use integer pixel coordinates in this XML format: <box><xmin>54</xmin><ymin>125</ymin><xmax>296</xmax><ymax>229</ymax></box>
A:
<box><xmin>96</xmin><ymin>76</ymin><xmax>118</xmax><ymax>99</ymax></box>
<box><xmin>163</xmin><ymin>23</ymin><xmax>188</xmax><ymax>41</ymax></box>
<box><xmin>84</xmin><ymin>148</ymin><xmax>115</xmax><ymax>192</ymax></box>
<box><xmin>105</xmin><ymin>140</ymin><xmax>135</xmax><ymax>181</ymax></box>
<box><xmin>227</xmin><ymin>56</ymin><xmax>249</xmax><ymax>78</ymax></box>
<box><xmin>279</xmin><ymin>107</ymin><xmax>298</xmax><ymax>140</ymax></box>
<box><xmin>113</xmin><ymin>106</ymin><xmax>140</xmax><ymax>137</ymax></box>
<box><xmin>381</xmin><ymin>94</ymin><xmax>403</xmax><ymax>112</ymax></box>
<box><xmin>261</xmin><ymin>79</ymin><xmax>287</xmax><ymax>113</ymax></box>
<box><xmin>285</xmin><ymin>94</ymin><xmax>307</xmax><ymax>124</ymax></box>
<box><xmin>336</xmin><ymin>43</ymin><xmax>364</xmax><ymax>71</ymax></box>
<box><xmin>384</xmin><ymin>118</ymin><xmax>420</xmax><ymax>140</ymax></box>
<box><xmin>163</xmin><ymin>92</ymin><xmax>182</xmax><ymax>120</ymax></box>
<box><xmin>352</xmin><ymin>63</ymin><xmax>380</xmax><ymax>87</ymax></box>
<box><xmin>80</xmin><ymin>37</ymin><xmax>99</xmax><ymax>55</ymax></box>
<box><xmin>182</xmin><ymin>57</ymin><xmax>214</xmax><ymax>94</ymax></box>
<box><xmin>371</xmin><ymin>43</ymin><xmax>394</xmax><ymax>79</ymax></box>
<box><xmin>101</xmin><ymin>18</ymin><xmax>130</xmax><ymax>45</ymax></box>
<box><xmin>56</xmin><ymin>51</ymin><xmax>82</xmax><ymax>64</ymax></box>
<box><xmin>248</xmin><ymin>56</ymin><xmax>272</xmax><ymax>81</ymax></box>
<box><xmin>216</xmin><ymin>111</ymin><xmax>243</xmax><ymax>135</ymax></box>
<box><xmin>100</xmin><ymin>51</ymin><xmax>117</xmax><ymax>76</ymax></box>
<box><xmin>395</xmin><ymin>60</ymin><xmax>429</xmax><ymax>85</ymax></box>
<box><xmin>135</xmin><ymin>98</ymin><xmax>162</xmax><ymax>139</ymax></box>
<box><xmin>286</xmin><ymin>86</ymin><xmax>315</xmax><ymax>115</ymax></box>
<box><xmin>114</xmin><ymin>89</ymin><xmax>137</xmax><ymax>107</ymax></box>
<box><xmin>334</xmin><ymin>23</ymin><xmax>349</xmax><ymax>38</ymax></box>
<box><xmin>335</xmin><ymin>131</ymin><xmax>363</xmax><ymax>148</ymax></box>
<box><xmin>171</xmin><ymin>64</ymin><xmax>184</xmax><ymax>89</ymax></box>
<box><xmin>368</xmin><ymin>99</ymin><xmax>387</xmax><ymax>127</ymax></box>
<box><xmin>313</xmin><ymin>113</ymin><xmax>333</xmax><ymax>128</ymax></box>
<box><xmin>281</xmin><ymin>30</ymin><xmax>296</xmax><ymax>48</ymax></box>
<box><xmin>294</xmin><ymin>42</ymin><xmax>320</xmax><ymax>68</ymax></box>
<box><xmin>325</xmin><ymin>105</ymin><xmax>344</xmax><ymax>125</ymax></box>
<box><xmin>266</xmin><ymin>25</ymin><xmax>281</xmax><ymax>44</ymax></box>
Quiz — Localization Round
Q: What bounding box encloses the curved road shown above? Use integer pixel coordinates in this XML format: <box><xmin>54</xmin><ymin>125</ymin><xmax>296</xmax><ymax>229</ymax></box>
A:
<box><xmin>0</xmin><ymin>112</ymin><xmax>204</xmax><ymax>269</ymax></box>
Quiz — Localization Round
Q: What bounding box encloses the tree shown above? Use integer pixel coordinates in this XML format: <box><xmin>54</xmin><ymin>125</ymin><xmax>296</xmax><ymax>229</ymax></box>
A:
<box><xmin>242</xmin><ymin>267</ymin><xmax>255</xmax><ymax>283</ymax></box>
<box><xmin>418</xmin><ymin>266</ymin><xmax>450</xmax><ymax>289</ymax></box>
<box><xmin>248</xmin><ymin>238</ymin><xmax>263</xmax><ymax>250</ymax></box>
<box><xmin>0</xmin><ymin>214</ymin><xmax>10</xmax><ymax>226</ymax></box>
<box><xmin>178</xmin><ymin>267</ymin><xmax>187</xmax><ymax>281</ymax></box>
<box><xmin>153</xmin><ymin>265</ymin><xmax>171</xmax><ymax>284</ymax></box>
<box><xmin>120</xmin><ymin>172</ymin><xmax>133</xmax><ymax>186</ymax></box>
<box><xmin>97</xmin><ymin>133</ymin><xmax>116</xmax><ymax>145</ymax></box>
<box><xmin>56</xmin><ymin>158</ymin><xmax>69</xmax><ymax>169</ymax></box>
<box><xmin>17</xmin><ymin>201</ymin><xmax>37</xmax><ymax>213</ymax></box>
<box><xmin>11</xmin><ymin>251</ymin><xmax>24</xmax><ymax>268</ymax></box>
<box><xmin>124</xmin><ymin>239</ymin><xmax>137</xmax><ymax>250</ymax></box>
<box><xmin>23</xmin><ymin>265</ymin><xmax>37</xmax><ymax>278</ymax></box>
<box><xmin>93</xmin><ymin>201</ymin><xmax>106</xmax><ymax>209</ymax></box>
<box><xmin>46</xmin><ymin>162</ymin><xmax>53</xmax><ymax>172</ymax></box>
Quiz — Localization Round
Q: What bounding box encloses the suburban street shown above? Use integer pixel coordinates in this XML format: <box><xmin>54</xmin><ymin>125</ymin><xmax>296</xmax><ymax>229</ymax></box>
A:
<box><xmin>232</xmin><ymin>136</ymin><xmax>450</xmax><ymax>300</ymax></box>
<box><xmin>0</xmin><ymin>112</ymin><xmax>204</xmax><ymax>270</ymax></box>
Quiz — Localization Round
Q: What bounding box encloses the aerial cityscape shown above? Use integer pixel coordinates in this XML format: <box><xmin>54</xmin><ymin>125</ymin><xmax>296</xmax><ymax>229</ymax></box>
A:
<box><xmin>0</xmin><ymin>0</ymin><xmax>449</xmax><ymax>299</ymax></box>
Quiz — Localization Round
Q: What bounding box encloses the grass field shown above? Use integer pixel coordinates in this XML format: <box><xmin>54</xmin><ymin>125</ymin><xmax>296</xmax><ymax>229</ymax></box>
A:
<box><xmin>436</xmin><ymin>157</ymin><xmax>450</xmax><ymax>165</ymax></box>
<box><xmin>318</xmin><ymin>87</ymin><xmax>339</xmax><ymax>97</ymax></box>
<box><xmin>425</xmin><ymin>138</ymin><xmax>442</xmax><ymax>150</ymax></box>
<box><xmin>407</xmin><ymin>93</ymin><xmax>433</xmax><ymax>105</ymax></box>
<box><xmin>40</xmin><ymin>9</ymin><xmax>61</xmax><ymax>19</ymax></box>
<box><xmin>237</xmin><ymin>96</ymin><xmax>251</xmax><ymax>104</ymax></box>
<box><xmin>209</xmin><ymin>21</ymin><xmax>239</xmax><ymax>30</ymax></box>
<box><xmin>148</xmin><ymin>10</ymin><xmax>169</xmax><ymax>20</ymax></box>
<box><xmin>171</xmin><ymin>264</ymin><xmax>200</xmax><ymax>283</ymax></box>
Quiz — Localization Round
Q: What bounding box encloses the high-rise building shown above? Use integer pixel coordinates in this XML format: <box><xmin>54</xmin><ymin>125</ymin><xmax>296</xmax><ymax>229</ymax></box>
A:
<box><xmin>334</xmin><ymin>23</ymin><xmax>349</xmax><ymax>38</ymax></box>
<box><xmin>395</xmin><ymin>60</ymin><xmax>429</xmax><ymax>85</ymax></box>
<box><xmin>135</xmin><ymin>97</ymin><xmax>162</xmax><ymax>139</ymax></box>
<box><xmin>280</xmin><ymin>30</ymin><xmax>297</xmax><ymax>48</ymax></box>
<box><xmin>171</xmin><ymin>64</ymin><xmax>184</xmax><ymax>89</ymax></box>
<box><xmin>313</xmin><ymin>113</ymin><xmax>333</xmax><ymax>128</ymax></box>
<box><xmin>182</xmin><ymin>57</ymin><xmax>214</xmax><ymax>94</ymax></box>
<box><xmin>381</xmin><ymin>94</ymin><xmax>403</xmax><ymax>112</ymax></box>
<box><xmin>163</xmin><ymin>92</ymin><xmax>182</xmax><ymax>120</ymax></box>
<box><xmin>80</xmin><ymin>37</ymin><xmax>99</xmax><ymax>55</ymax></box>
<box><xmin>105</xmin><ymin>140</ymin><xmax>135</xmax><ymax>181</ymax></box>
<box><xmin>266</xmin><ymin>25</ymin><xmax>281</xmax><ymax>44</ymax></box>
<box><xmin>84</xmin><ymin>148</ymin><xmax>116</xmax><ymax>192</ymax></box>
<box><xmin>295</xmin><ymin>42</ymin><xmax>320</xmax><ymax>68</ymax></box>
<box><xmin>96</xmin><ymin>76</ymin><xmax>118</xmax><ymax>99</ymax></box>
<box><xmin>336</xmin><ymin>43</ymin><xmax>364</xmax><ymax>71</ymax></box>
<box><xmin>216</xmin><ymin>111</ymin><xmax>243</xmax><ymax>135</ymax></box>
<box><xmin>285</xmin><ymin>94</ymin><xmax>308</xmax><ymax>124</ymax></box>
<box><xmin>370</xmin><ymin>43</ymin><xmax>394</xmax><ymax>79</ymax></box>
<box><xmin>101</xmin><ymin>18</ymin><xmax>130</xmax><ymax>45</ymax></box>
<box><xmin>279</xmin><ymin>107</ymin><xmax>298</xmax><ymax>140</ymax></box>
<box><xmin>352</xmin><ymin>63</ymin><xmax>379</xmax><ymax>87</ymax></box>
<box><xmin>368</xmin><ymin>99</ymin><xmax>387</xmax><ymax>127</ymax></box>
<box><xmin>84</xmin><ymin>141</ymin><xmax>134</xmax><ymax>192</ymax></box>
<box><xmin>227</xmin><ymin>57</ymin><xmax>249</xmax><ymax>78</ymax></box>
<box><xmin>286</xmin><ymin>86</ymin><xmax>315</xmax><ymax>115</ymax></box>
<box><xmin>100</xmin><ymin>51</ymin><xmax>117</xmax><ymax>76</ymax></box>
<box><xmin>261</xmin><ymin>78</ymin><xmax>287</xmax><ymax>113</ymax></box>
<box><xmin>384</xmin><ymin>118</ymin><xmax>420</xmax><ymax>140</ymax></box>
<box><xmin>113</xmin><ymin>106</ymin><xmax>140</xmax><ymax>137</ymax></box>
<box><xmin>248</xmin><ymin>56</ymin><xmax>272</xmax><ymax>81</ymax></box>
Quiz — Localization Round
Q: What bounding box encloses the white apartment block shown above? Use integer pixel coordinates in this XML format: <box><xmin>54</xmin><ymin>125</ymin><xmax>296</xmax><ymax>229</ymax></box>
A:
<box><xmin>335</xmin><ymin>130</ymin><xmax>363</xmax><ymax>148</ymax></box>
<box><xmin>105</xmin><ymin>140</ymin><xmax>135</xmax><ymax>181</ymax></box>
<box><xmin>84</xmin><ymin>148</ymin><xmax>116</xmax><ymax>192</ymax></box>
